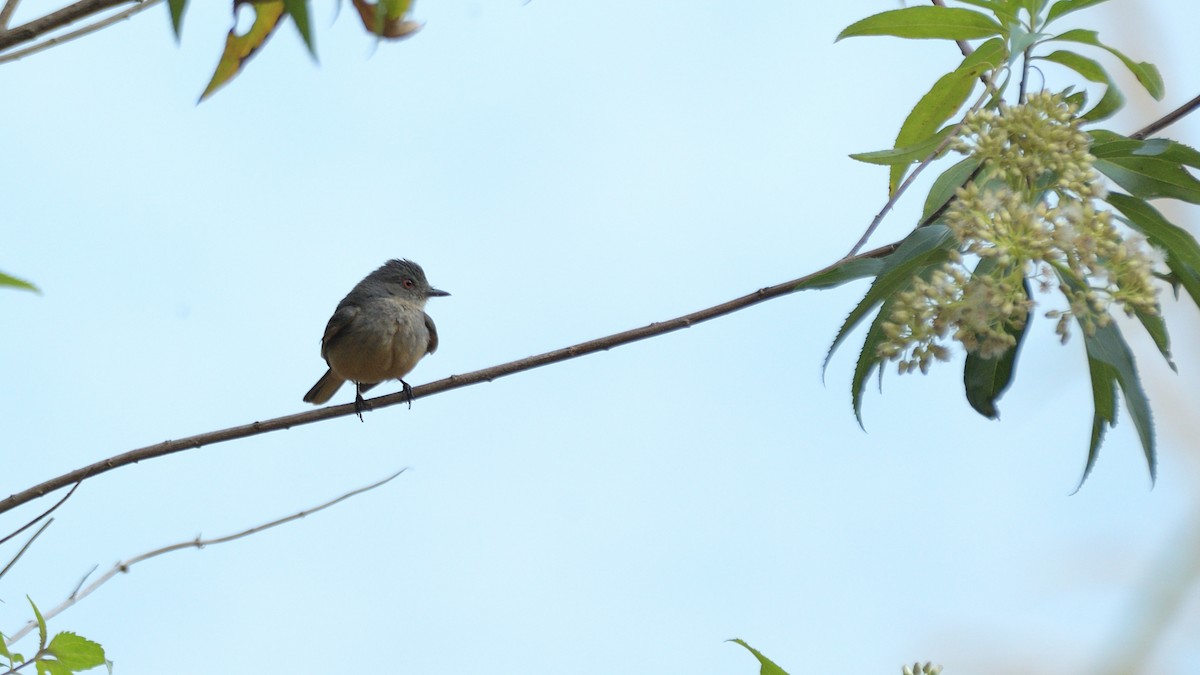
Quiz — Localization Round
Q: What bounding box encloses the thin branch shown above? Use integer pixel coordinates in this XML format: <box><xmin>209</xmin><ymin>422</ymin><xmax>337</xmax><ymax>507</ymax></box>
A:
<box><xmin>0</xmin><ymin>481</ymin><xmax>79</xmax><ymax>547</ymax></box>
<box><xmin>0</xmin><ymin>519</ymin><xmax>53</xmax><ymax>582</ymax></box>
<box><xmin>0</xmin><ymin>243</ymin><xmax>900</xmax><ymax>518</ymax></box>
<box><xmin>929</xmin><ymin>0</ymin><xmax>973</xmax><ymax>58</ymax></box>
<box><xmin>0</xmin><ymin>0</ymin><xmax>137</xmax><ymax>52</ymax></box>
<box><xmin>1131</xmin><ymin>92</ymin><xmax>1200</xmax><ymax>140</ymax></box>
<box><xmin>3</xmin><ymin>469</ymin><xmax>408</xmax><ymax>645</ymax></box>
<box><xmin>0</xmin><ymin>0</ymin><xmax>159</xmax><ymax>65</ymax></box>
<box><xmin>0</xmin><ymin>0</ymin><xmax>20</xmax><ymax>30</ymax></box>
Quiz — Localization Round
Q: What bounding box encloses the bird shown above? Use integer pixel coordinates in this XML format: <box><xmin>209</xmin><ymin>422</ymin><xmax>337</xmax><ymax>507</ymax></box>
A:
<box><xmin>303</xmin><ymin>259</ymin><xmax>448</xmax><ymax>418</ymax></box>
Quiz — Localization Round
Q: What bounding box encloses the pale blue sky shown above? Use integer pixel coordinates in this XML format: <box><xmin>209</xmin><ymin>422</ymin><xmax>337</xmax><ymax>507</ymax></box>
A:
<box><xmin>3</xmin><ymin>1</ymin><xmax>1199</xmax><ymax>673</ymax></box>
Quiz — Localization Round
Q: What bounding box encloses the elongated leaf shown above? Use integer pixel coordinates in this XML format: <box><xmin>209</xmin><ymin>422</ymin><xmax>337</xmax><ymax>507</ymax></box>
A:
<box><xmin>955</xmin><ymin>0</ymin><xmax>1021</xmax><ymax>24</ymax></box>
<box><xmin>729</xmin><ymin>640</ymin><xmax>789</xmax><ymax>675</ymax></box>
<box><xmin>1107</xmin><ymin>192</ymin><xmax>1200</xmax><ymax>306</ymax></box>
<box><xmin>283</xmin><ymin>0</ymin><xmax>316</xmax><ymax>58</ymax></box>
<box><xmin>199</xmin><ymin>0</ymin><xmax>286</xmax><ymax>102</ymax></box>
<box><xmin>850</xmin><ymin>127</ymin><xmax>954</xmax><ymax>166</ymax></box>
<box><xmin>851</xmin><ymin>301</ymin><xmax>893</xmax><ymax>427</ymax></box>
<box><xmin>167</xmin><ymin>0</ymin><xmax>188</xmax><ymax>38</ymax></box>
<box><xmin>1</xmin><ymin>270</ymin><xmax>39</xmax><ymax>293</ymax></box>
<box><xmin>890</xmin><ymin>68</ymin><xmax>979</xmax><ymax>195</ymax></box>
<box><xmin>1091</xmin><ymin>131</ymin><xmax>1200</xmax><ymax>168</ymax></box>
<box><xmin>921</xmin><ymin>156</ymin><xmax>982</xmax><ymax>224</ymax></box>
<box><xmin>824</xmin><ymin>225</ymin><xmax>956</xmax><ymax>375</ymax></box>
<box><xmin>795</xmin><ymin>258</ymin><xmax>885</xmax><ymax>291</ymax></box>
<box><xmin>28</xmin><ymin>598</ymin><xmax>46</xmax><ymax>650</ymax></box>
<box><xmin>1132</xmin><ymin>304</ymin><xmax>1174</xmax><ymax>371</ymax></box>
<box><xmin>1082</xmin><ymin>320</ymin><xmax>1155</xmax><ymax>483</ymax></box>
<box><xmin>1046</xmin><ymin>0</ymin><xmax>1113</xmax><ymax>23</ymax></box>
<box><xmin>1077</xmin><ymin>349</ymin><xmax>1118</xmax><ymax>491</ymax></box>
<box><xmin>1051</xmin><ymin>29</ymin><xmax>1164</xmax><ymax>100</ymax></box>
<box><xmin>1038</xmin><ymin>50</ymin><xmax>1123</xmax><ymax>121</ymax></box>
<box><xmin>837</xmin><ymin>6</ymin><xmax>1002</xmax><ymax>41</ymax></box>
<box><xmin>1095</xmin><ymin>157</ymin><xmax>1200</xmax><ymax>204</ymax></box>
<box><xmin>964</xmin><ymin>270</ymin><xmax>1031</xmax><ymax>419</ymax></box>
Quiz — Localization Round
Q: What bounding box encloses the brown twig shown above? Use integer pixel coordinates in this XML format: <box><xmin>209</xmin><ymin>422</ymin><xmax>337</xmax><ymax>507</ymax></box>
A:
<box><xmin>1131</xmin><ymin>92</ymin><xmax>1200</xmax><ymax>140</ymax></box>
<box><xmin>0</xmin><ymin>519</ymin><xmax>53</xmax><ymax>582</ymax></box>
<box><xmin>0</xmin><ymin>481</ymin><xmax>80</xmax><ymax>547</ymax></box>
<box><xmin>3</xmin><ymin>469</ymin><xmax>407</xmax><ymax>645</ymax></box>
<box><xmin>0</xmin><ymin>244</ymin><xmax>901</xmax><ymax>518</ymax></box>
<box><xmin>0</xmin><ymin>0</ymin><xmax>21</xmax><ymax>30</ymax></box>
<box><xmin>0</xmin><ymin>0</ymin><xmax>159</xmax><ymax>64</ymax></box>
<box><xmin>929</xmin><ymin>0</ymin><xmax>974</xmax><ymax>58</ymax></box>
<box><xmin>0</xmin><ymin>0</ymin><xmax>136</xmax><ymax>52</ymax></box>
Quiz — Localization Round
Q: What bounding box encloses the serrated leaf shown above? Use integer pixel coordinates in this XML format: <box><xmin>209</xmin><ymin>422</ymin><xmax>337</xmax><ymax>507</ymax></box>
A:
<box><xmin>921</xmin><ymin>156</ymin><xmax>982</xmax><ymax>224</ymax></box>
<box><xmin>964</xmin><ymin>269</ymin><xmax>1031</xmax><ymax>419</ymax></box>
<box><xmin>1038</xmin><ymin>50</ymin><xmax>1123</xmax><ymax>121</ymax></box>
<box><xmin>837</xmin><ymin>6</ymin><xmax>1002</xmax><ymax>41</ymax></box>
<box><xmin>27</xmin><ymin>597</ymin><xmax>46</xmax><ymax>651</ymax></box>
<box><xmin>1082</xmin><ymin>320</ymin><xmax>1155</xmax><ymax>483</ymax></box>
<box><xmin>1132</xmin><ymin>304</ymin><xmax>1174</xmax><ymax>371</ymax></box>
<box><xmin>795</xmin><ymin>258</ymin><xmax>885</xmax><ymax>291</ymax></box>
<box><xmin>282</xmin><ymin>0</ymin><xmax>316</xmax><ymax>59</ymax></box>
<box><xmin>1077</xmin><ymin>349</ymin><xmax>1117</xmax><ymax>491</ymax></box>
<box><xmin>850</xmin><ymin>127</ymin><xmax>954</xmax><ymax>166</ymax></box>
<box><xmin>729</xmin><ymin>640</ymin><xmax>789</xmax><ymax>675</ymax></box>
<box><xmin>1095</xmin><ymin>156</ymin><xmax>1200</xmax><ymax>204</ymax></box>
<box><xmin>1051</xmin><ymin>29</ymin><xmax>1164</xmax><ymax>100</ymax></box>
<box><xmin>199</xmin><ymin>0</ymin><xmax>287</xmax><ymax>102</ymax></box>
<box><xmin>35</xmin><ymin>659</ymin><xmax>73</xmax><ymax>675</ymax></box>
<box><xmin>1046</xmin><ymin>0</ymin><xmax>1112</xmax><ymax>23</ymax></box>
<box><xmin>890</xmin><ymin>67</ymin><xmax>979</xmax><ymax>195</ymax></box>
<box><xmin>167</xmin><ymin>0</ymin><xmax>188</xmax><ymax>38</ymax></box>
<box><xmin>1</xmin><ymin>270</ymin><xmax>39</xmax><ymax>293</ymax></box>
<box><xmin>47</xmin><ymin>633</ymin><xmax>106</xmax><ymax>671</ymax></box>
<box><xmin>851</xmin><ymin>304</ymin><xmax>895</xmax><ymax>426</ymax></box>
<box><xmin>1107</xmin><ymin>192</ymin><xmax>1200</xmax><ymax>307</ymax></box>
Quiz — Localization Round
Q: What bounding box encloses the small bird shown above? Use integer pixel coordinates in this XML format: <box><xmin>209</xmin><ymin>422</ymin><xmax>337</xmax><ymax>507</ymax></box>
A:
<box><xmin>303</xmin><ymin>259</ymin><xmax>448</xmax><ymax>418</ymax></box>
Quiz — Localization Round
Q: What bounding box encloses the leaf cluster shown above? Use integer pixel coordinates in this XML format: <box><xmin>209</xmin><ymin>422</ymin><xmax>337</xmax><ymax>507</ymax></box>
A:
<box><xmin>1</xmin><ymin>599</ymin><xmax>108</xmax><ymax>675</ymax></box>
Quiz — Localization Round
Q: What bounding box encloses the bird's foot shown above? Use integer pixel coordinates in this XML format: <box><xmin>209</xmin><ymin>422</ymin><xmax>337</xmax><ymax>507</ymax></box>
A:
<box><xmin>400</xmin><ymin>379</ymin><xmax>414</xmax><ymax>409</ymax></box>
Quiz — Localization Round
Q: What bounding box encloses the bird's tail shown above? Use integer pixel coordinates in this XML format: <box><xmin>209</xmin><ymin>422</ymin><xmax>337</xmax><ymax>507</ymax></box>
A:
<box><xmin>303</xmin><ymin>369</ymin><xmax>345</xmax><ymax>404</ymax></box>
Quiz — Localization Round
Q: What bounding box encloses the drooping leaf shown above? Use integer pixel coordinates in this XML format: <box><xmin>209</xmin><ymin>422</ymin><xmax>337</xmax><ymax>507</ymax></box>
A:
<box><xmin>964</xmin><ymin>268</ymin><xmax>1031</xmax><ymax>419</ymax></box>
<box><xmin>46</xmin><ymin>633</ymin><xmax>106</xmax><ymax>671</ymax></box>
<box><xmin>1131</xmin><ymin>304</ymin><xmax>1174</xmax><ymax>372</ymax></box>
<box><xmin>1081</xmin><ymin>319</ymin><xmax>1155</xmax><ymax>484</ymax></box>
<box><xmin>1095</xmin><ymin>156</ymin><xmax>1200</xmax><ymax>204</ymax></box>
<box><xmin>837</xmin><ymin>6</ymin><xmax>1002</xmax><ymax>41</ymax></box>
<box><xmin>1</xmin><ymin>270</ymin><xmax>39</xmax><ymax>293</ymax></box>
<box><xmin>729</xmin><ymin>639</ymin><xmax>790</xmax><ymax>675</ymax></box>
<box><xmin>1077</xmin><ymin>347</ymin><xmax>1118</xmax><ymax>491</ymax></box>
<box><xmin>351</xmin><ymin>0</ymin><xmax>421</xmax><ymax>38</ymax></box>
<box><xmin>282</xmin><ymin>0</ymin><xmax>316</xmax><ymax>58</ymax></box>
<box><xmin>167</xmin><ymin>0</ymin><xmax>188</xmax><ymax>38</ymax></box>
<box><xmin>850</xmin><ymin>127</ymin><xmax>954</xmax><ymax>166</ymax></box>
<box><xmin>795</xmin><ymin>258</ymin><xmax>886</xmax><ymax>291</ymax></box>
<box><xmin>1046</xmin><ymin>0</ymin><xmax>1114</xmax><ymax>23</ymax></box>
<box><xmin>1050</xmin><ymin>29</ymin><xmax>1164</xmax><ymax>100</ymax></box>
<box><xmin>889</xmin><ymin>68</ymin><xmax>979</xmax><ymax>195</ymax></box>
<box><xmin>199</xmin><ymin>0</ymin><xmax>287</xmax><ymax>102</ymax></box>
<box><xmin>1107</xmin><ymin>192</ymin><xmax>1200</xmax><ymax>307</ymax></box>
<box><xmin>851</xmin><ymin>300</ymin><xmax>896</xmax><ymax>426</ymax></box>
<box><xmin>921</xmin><ymin>156</ymin><xmax>982</xmax><ymax>224</ymax></box>
<box><xmin>1038</xmin><ymin>50</ymin><xmax>1123</xmax><ymax>121</ymax></box>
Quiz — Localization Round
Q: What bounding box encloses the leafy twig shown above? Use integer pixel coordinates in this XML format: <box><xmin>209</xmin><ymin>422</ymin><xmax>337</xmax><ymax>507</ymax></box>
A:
<box><xmin>3</xmin><ymin>469</ymin><xmax>408</xmax><ymax>645</ymax></box>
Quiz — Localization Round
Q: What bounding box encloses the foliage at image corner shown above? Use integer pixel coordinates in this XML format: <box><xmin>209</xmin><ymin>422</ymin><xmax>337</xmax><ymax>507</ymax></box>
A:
<box><xmin>166</xmin><ymin>0</ymin><xmax>422</xmax><ymax>101</ymax></box>
<box><xmin>1</xmin><ymin>599</ymin><xmax>109</xmax><ymax>675</ymax></box>
<box><xmin>731</xmin><ymin>638</ymin><xmax>943</xmax><ymax>675</ymax></box>
<box><xmin>808</xmin><ymin>0</ymin><xmax>1200</xmax><ymax>488</ymax></box>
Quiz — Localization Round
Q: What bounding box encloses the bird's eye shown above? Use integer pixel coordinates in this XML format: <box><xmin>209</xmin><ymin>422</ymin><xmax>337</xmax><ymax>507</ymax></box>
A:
<box><xmin>403</xmin><ymin>279</ymin><xmax>415</xmax><ymax>289</ymax></box>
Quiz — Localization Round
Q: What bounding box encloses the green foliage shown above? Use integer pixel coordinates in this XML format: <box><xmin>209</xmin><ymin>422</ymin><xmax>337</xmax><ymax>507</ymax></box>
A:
<box><xmin>0</xmin><ymin>270</ymin><xmax>38</xmax><ymax>293</ymax></box>
<box><xmin>0</xmin><ymin>600</ymin><xmax>109</xmax><ymax>674</ymax></box>
<box><xmin>729</xmin><ymin>639</ymin><xmax>790</xmax><ymax>675</ymax></box>
<box><xmin>822</xmin><ymin>0</ymin><xmax>1200</xmax><ymax>486</ymax></box>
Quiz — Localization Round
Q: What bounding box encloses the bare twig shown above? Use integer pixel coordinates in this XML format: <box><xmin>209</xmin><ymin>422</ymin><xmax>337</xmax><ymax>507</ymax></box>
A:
<box><xmin>3</xmin><ymin>469</ymin><xmax>407</xmax><ymax>645</ymax></box>
<box><xmin>0</xmin><ymin>482</ymin><xmax>79</xmax><ymax>547</ymax></box>
<box><xmin>0</xmin><ymin>0</ymin><xmax>138</xmax><ymax>52</ymax></box>
<box><xmin>0</xmin><ymin>519</ymin><xmax>53</xmax><ymax>582</ymax></box>
<box><xmin>1131</xmin><ymin>92</ymin><xmax>1200</xmax><ymax>140</ymax></box>
<box><xmin>0</xmin><ymin>0</ymin><xmax>20</xmax><ymax>30</ymax></box>
<box><xmin>0</xmin><ymin>243</ymin><xmax>901</xmax><ymax>518</ymax></box>
<box><xmin>0</xmin><ymin>0</ymin><xmax>159</xmax><ymax>64</ymax></box>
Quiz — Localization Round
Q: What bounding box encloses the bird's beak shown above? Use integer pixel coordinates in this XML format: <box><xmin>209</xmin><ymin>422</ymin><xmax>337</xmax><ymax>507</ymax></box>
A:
<box><xmin>428</xmin><ymin>288</ymin><xmax>450</xmax><ymax>297</ymax></box>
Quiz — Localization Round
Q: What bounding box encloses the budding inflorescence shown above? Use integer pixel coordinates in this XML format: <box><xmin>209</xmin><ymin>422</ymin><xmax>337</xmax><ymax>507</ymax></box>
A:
<box><xmin>878</xmin><ymin>91</ymin><xmax>1161</xmax><ymax>374</ymax></box>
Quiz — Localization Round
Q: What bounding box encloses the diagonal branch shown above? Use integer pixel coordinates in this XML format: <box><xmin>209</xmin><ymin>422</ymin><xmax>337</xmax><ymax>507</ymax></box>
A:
<box><xmin>0</xmin><ymin>243</ymin><xmax>901</xmax><ymax>518</ymax></box>
<box><xmin>0</xmin><ymin>0</ymin><xmax>139</xmax><ymax>52</ymax></box>
<box><xmin>0</xmin><ymin>0</ymin><xmax>159</xmax><ymax>64</ymax></box>
<box><xmin>3</xmin><ymin>469</ymin><xmax>407</xmax><ymax>645</ymax></box>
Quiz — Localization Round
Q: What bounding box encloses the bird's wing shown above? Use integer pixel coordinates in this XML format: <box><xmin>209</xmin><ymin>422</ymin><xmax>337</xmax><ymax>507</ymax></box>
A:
<box><xmin>424</xmin><ymin>312</ymin><xmax>439</xmax><ymax>355</ymax></box>
<box><xmin>320</xmin><ymin>305</ymin><xmax>360</xmax><ymax>359</ymax></box>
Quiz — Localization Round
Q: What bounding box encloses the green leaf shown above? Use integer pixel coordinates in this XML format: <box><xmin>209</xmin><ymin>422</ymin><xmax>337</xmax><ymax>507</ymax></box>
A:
<box><xmin>921</xmin><ymin>156</ymin><xmax>982</xmax><ymax>224</ymax></box>
<box><xmin>795</xmin><ymin>258</ymin><xmax>885</xmax><ymax>291</ymax></box>
<box><xmin>964</xmin><ymin>268</ymin><xmax>1031</xmax><ymax>419</ymax></box>
<box><xmin>850</xmin><ymin>127</ymin><xmax>954</xmax><ymax>166</ymax></box>
<box><xmin>199</xmin><ymin>0</ymin><xmax>287</xmax><ymax>102</ymax></box>
<box><xmin>0</xmin><ymin>270</ymin><xmax>39</xmax><ymax>293</ymax></box>
<box><xmin>34</xmin><ymin>659</ymin><xmax>73</xmax><ymax>675</ymax></box>
<box><xmin>47</xmin><ymin>633</ymin><xmax>106</xmax><ymax>671</ymax></box>
<box><xmin>1091</xmin><ymin>131</ymin><xmax>1200</xmax><ymax>168</ymax></box>
<box><xmin>1082</xmin><ymin>320</ymin><xmax>1155</xmax><ymax>483</ymax></box>
<box><xmin>852</xmin><ymin>304</ymin><xmax>894</xmax><ymax>426</ymax></box>
<box><xmin>283</xmin><ymin>0</ymin><xmax>317</xmax><ymax>59</ymax></box>
<box><xmin>0</xmin><ymin>632</ymin><xmax>12</xmax><ymax>661</ymax></box>
<box><xmin>1078</xmin><ymin>348</ymin><xmax>1117</xmax><ymax>491</ymax></box>
<box><xmin>1095</xmin><ymin>156</ymin><xmax>1200</xmax><ymax>204</ymax></box>
<box><xmin>28</xmin><ymin>597</ymin><xmax>47</xmax><ymax>651</ymax></box>
<box><xmin>1107</xmin><ymin>192</ymin><xmax>1200</xmax><ymax>307</ymax></box>
<box><xmin>954</xmin><ymin>0</ymin><xmax>1021</xmax><ymax>24</ymax></box>
<box><xmin>729</xmin><ymin>639</ymin><xmax>790</xmax><ymax>675</ymax></box>
<box><xmin>1132</xmin><ymin>304</ymin><xmax>1174</xmax><ymax>372</ymax></box>
<box><xmin>837</xmin><ymin>6</ymin><xmax>1002</xmax><ymax>41</ymax></box>
<box><xmin>1050</xmin><ymin>29</ymin><xmax>1164</xmax><ymax>100</ymax></box>
<box><xmin>889</xmin><ymin>67</ymin><xmax>979</xmax><ymax>195</ymax></box>
<box><xmin>167</xmin><ymin>0</ymin><xmax>188</xmax><ymax>39</ymax></box>
<box><xmin>1046</xmin><ymin>0</ymin><xmax>1113</xmax><ymax>23</ymax></box>
<box><xmin>1037</xmin><ymin>50</ymin><xmax>1123</xmax><ymax>121</ymax></box>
